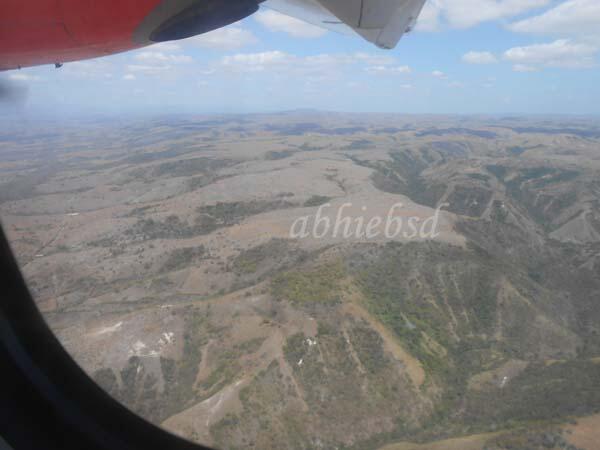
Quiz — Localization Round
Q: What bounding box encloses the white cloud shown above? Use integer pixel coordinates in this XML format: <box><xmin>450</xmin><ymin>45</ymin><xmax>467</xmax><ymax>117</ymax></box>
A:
<box><xmin>512</xmin><ymin>64</ymin><xmax>539</xmax><ymax>72</ymax></box>
<box><xmin>352</xmin><ymin>52</ymin><xmax>397</xmax><ymax>66</ymax></box>
<box><xmin>254</xmin><ymin>10</ymin><xmax>327</xmax><ymax>38</ymax></box>
<box><xmin>126</xmin><ymin>49</ymin><xmax>193</xmax><ymax>77</ymax></box>
<box><xmin>63</xmin><ymin>60</ymin><xmax>114</xmax><ymax>79</ymax></box>
<box><xmin>432</xmin><ymin>70</ymin><xmax>447</xmax><ymax>78</ymax></box>
<box><xmin>214</xmin><ymin>51</ymin><xmax>402</xmax><ymax>76</ymax></box>
<box><xmin>462</xmin><ymin>51</ymin><xmax>498</xmax><ymax>64</ymax></box>
<box><xmin>126</xmin><ymin>64</ymin><xmax>171</xmax><ymax>75</ymax></box>
<box><xmin>9</xmin><ymin>73</ymin><xmax>41</xmax><ymax>82</ymax></box>
<box><xmin>417</xmin><ymin>0</ymin><xmax>550</xmax><ymax>31</ymax></box>
<box><xmin>504</xmin><ymin>39</ymin><xmax>598</xmax><ymax>69</ymax></box>
<box><xmin>134</xmin><ymin>51</ymin><xmax>192</xmax><ymax>64</ymax></box>
<box><xmin>416</xmin><ymin>1</ymin><xmax>444</xmax><ymax>32</ymax></box>
<box><xmin>365</xmin><ymin>65</ymin><xmax>412</xmax><ymax>75</ymax></box>
<box><xmin>508</xmin><ymin>0</ymin><xmax>600</xmax><ymax>37</ymax></box>
<box><xmin>220</xmin><ymin>50</ymin><xmax>290</xmax><ymax>72</ymax></box>
<box><xmin>149</xmin><ymin>42</ymin><xmax>182</xmax><ymax>52</ymax></box>
<box><xmin>186</xmin><ymin>26</ymin><xmax>258</xmax><ymax>50</ymax></box>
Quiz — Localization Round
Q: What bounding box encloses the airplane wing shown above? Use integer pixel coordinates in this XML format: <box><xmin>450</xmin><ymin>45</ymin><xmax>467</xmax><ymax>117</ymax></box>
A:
<box><xmin>262</xmin><ymin>0</ymin><xmax>427</xmax><ymax>49</ymax></box>
<box><xmin>0</xmin><ymin>0</ymin><xmax>424</xmax><ymax>71</ymax></box>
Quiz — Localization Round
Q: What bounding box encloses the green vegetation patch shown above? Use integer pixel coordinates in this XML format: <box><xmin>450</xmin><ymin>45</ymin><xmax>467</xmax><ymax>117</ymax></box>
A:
<box><xmin>271</xmin><ymin>261</ymin><xmax>345</xmax><ymax>304</ymax></box>
<box><xmin>486</xmin><ymin>427</ymin><xmax>579</xmax><ymax>450</ymax></box>
<box><xmin>485</xmin><ymin>164</ymin><xmax>583</xmax><ymax>231</ymax></box>
<box><xmin>197</xmin><ymin>199</ymin><xmax>294</xmax><ymax>228</ymax></box>
<box><xmin>463</xmin><ymin>359</ymin><xmax>600</xmax><ymax>426</ymax></box>
<box><xmin>277</xmin><ymin>322</ymin><xmax>421</xmax><ymax>449</ymax></box>
<box><xmin>232</xmin><ymin>239</ymin><xmax>293</xmax><ymax>275</ymax></box>
<box><xmin>161</xmin><ymin>246</ymin><xmax>206</xmax><ymax>272</ymax></box>
<box><xmin>303</xmin><ymin>195</ymin><xmax>331</xmax><ymax>207</ymax></box>
<box><xmin>265</xmin><ymin>150</ymin><xmax>295</xmax><ymax>160</ymax></box>
<box><xmin>346</xmin><ymin>322</ymin><xmax>390</xmax><ymax>374</ymax></box>
<box><xmin>125</xmin><ymin>199</ymin><xmax>295</xmax><ymax>242</ymax></box>
<box><xmin>125</xmin><ymin>214</ymin><xmax>215</xmax><ymax>240</ymax></box>
<box><xmin>211</xmin><ymin>360</ymin><xmax>305</xmax><ymax>450</ymax></box>
<box><xmin>445</xmin><ymin>185</ymin><xmax>493</xmax><ymax>217</ymax></box>
<box><xmin>153</xmin><ymin>157</ymin><xmax>231</xmax><ymax>178</ymax></box>
<box><xmin>356</xmin><ymin>151</ymin><xmax>446</xmax><ymax>209</ymax></box>
<box><xmin>200</xmin><ymin>337</ymin><xmax>265</xmax><ymax>394</ymax></box>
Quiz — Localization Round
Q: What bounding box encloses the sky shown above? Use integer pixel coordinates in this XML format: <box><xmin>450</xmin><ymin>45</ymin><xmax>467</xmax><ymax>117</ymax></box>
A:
<box><xmin>3</xmin><ymin>0</ymin><xmax>600</xmax><ymax>116</ymax></box>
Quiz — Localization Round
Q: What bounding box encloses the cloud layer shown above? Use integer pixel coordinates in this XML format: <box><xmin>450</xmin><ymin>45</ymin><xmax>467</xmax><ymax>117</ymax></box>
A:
<box><xmin>504</xmin><ymin>39</ymin><xmax>597</xmax><ymax>69</ymax></box>
<box><xmin>458</xmin><ymin>0</ymin><xmax>600</xmax><ymax>72</ymax></box>
<box><xmin>508</xmin><ymin>0</ymin><xmax>600</xmax><ymax>36</ymax></box>
<box><xmin>418</xmin><ymin>0</ymin><xmax>550</xmax><ymax>30</ymax></box>
<box><xmin>462</xmin><ymin>51</ymin><xmax>498</xmax><ymax>64</ymax></box>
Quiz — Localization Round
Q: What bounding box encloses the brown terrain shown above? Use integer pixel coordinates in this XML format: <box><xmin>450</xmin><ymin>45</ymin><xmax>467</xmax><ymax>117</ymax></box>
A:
<box><xmin>1</xmin><ymin>112</ymin><xmax>600</xmax><ymax>449</ymax></box>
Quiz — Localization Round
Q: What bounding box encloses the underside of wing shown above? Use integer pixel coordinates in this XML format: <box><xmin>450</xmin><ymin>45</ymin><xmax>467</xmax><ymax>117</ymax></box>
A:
<box><xmin>261</xmin><ymin>0</ymin><xmax>427</xmax><ymax>49</ymax></box>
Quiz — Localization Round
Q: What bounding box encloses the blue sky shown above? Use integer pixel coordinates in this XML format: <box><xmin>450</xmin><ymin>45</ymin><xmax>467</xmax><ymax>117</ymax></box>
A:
<box><xmin>3</xmin><ymin>0</ymin><xmax>600</xmax><ymax>115</ymax></box>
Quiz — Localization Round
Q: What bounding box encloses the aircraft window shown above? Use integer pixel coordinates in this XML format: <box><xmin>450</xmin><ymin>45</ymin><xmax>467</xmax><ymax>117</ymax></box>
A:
<box><xmin>2</xmin><ymin>2</ymin><xmax>600</xmax><ymax>449</ymax></box>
